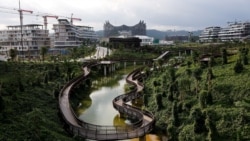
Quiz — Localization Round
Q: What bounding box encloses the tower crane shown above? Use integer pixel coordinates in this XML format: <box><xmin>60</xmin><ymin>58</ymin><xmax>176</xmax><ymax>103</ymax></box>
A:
<box><xmin>43</xmin><ymin>15</ymin><xmax>58</xmax><ymax>30</ymax></box>
<box><xmin>70</xmin><ymin>13</ymin><xmax>81</xmax><ymax>25</ymax></box>
<box><xmin>18</xmin><ymin>0</ymin><xmax>33</xmax><ymax>58</ymax></box>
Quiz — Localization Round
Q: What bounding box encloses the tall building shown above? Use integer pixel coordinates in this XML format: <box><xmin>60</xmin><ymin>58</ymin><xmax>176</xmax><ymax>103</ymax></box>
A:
<box><xmin>218</xmin><ymin>21</ymin><xmax>250</xmax><ymax>42</ymax></box>
<box><xmin>52</xmin><ymin>19</ymin><xmax>97</xmax><ymax>48</ymax></box>
<box><xmin>199</xmin><ymin>27</ymin><xmax>221</xmax><ymax>42</ymax></box>
<box><xmin>200</xmin><ymin>21</ymin><xmax>250</xmax><ymax>42</ymax></box>
<box><xmin>103</xmin><ymin>21</ymin><xmax>146</xmax><ymax>37</ymax></box>
<box><xmin>0</xmin><ymin>24</ymin><xmax>50</xmax><ymax>58</ymax></box>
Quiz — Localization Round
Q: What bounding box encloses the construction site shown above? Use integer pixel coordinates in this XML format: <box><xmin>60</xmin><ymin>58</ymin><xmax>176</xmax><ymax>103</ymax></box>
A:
<box><xmin>0</xmin><ymin>0</ymin><xmax>97</xmax><ymax>60</ymax></box>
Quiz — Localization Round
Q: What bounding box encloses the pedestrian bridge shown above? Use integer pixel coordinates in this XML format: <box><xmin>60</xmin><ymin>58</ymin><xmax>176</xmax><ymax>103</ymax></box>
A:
<box><xmin>58</xmin><ymin>62</ymin><xmax>155</xmax><ymax>140</ymax></box>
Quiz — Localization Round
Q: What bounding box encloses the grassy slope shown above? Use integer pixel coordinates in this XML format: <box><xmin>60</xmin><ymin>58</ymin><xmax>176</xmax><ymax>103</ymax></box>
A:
<box><xmin>0</xmin><ymin>62</ymin><xmax>80</xmax><ymax>141</ymax></box>
<box><xmin>143</xmin><ymin>49</ymin><xmax>250</xmax><ymax>140</ymax></box>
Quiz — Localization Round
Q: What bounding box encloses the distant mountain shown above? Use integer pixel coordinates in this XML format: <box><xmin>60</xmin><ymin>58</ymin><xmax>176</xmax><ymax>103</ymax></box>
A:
<box><xmin>95</xmin><ymin>30</ymin><xmax>104</xmax><ymax>38</ymax></box>
<box><xmin>147</xmin><ymin>29</ymin><xmax>202</xmax><ymax>40</ymax></box>
<box><xmin>95</xmin><ymin>29</ymin><xmax>202</xmax><ymax>40</ymax></box>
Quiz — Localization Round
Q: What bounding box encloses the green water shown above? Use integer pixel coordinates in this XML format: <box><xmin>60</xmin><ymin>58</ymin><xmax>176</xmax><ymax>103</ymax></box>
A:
<box><xmin>78</xmin><ymin>74</ymin><xmax>128</xmax><ymax>125</ymax></box>
<box><xmin>76</xmin><ymin>67</ymin><xmax>161</xmax><ymax>141</ymax></box>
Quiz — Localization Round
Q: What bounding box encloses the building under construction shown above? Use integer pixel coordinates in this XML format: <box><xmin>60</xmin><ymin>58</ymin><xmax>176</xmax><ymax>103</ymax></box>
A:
<box><xmin>0</xmin><ymin>24</ymin><xmax>50</xmax><ymax>58</ymax></box>
<box><xmin>52</xmin><ymin>19</ymin><xmax>97</xmax><ymax>48</ymax></box>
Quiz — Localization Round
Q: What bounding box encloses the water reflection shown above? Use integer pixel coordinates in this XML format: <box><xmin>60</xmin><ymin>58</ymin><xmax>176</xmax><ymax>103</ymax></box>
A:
<box><xmin>76</xmin><ymin>67</ymin><xmax>161</xmax><ymax>141</ymax></box>
<box><xmin>78</xmin><ymin>75</ymin><xmax>127</xmax><ymax>125</ymax></box>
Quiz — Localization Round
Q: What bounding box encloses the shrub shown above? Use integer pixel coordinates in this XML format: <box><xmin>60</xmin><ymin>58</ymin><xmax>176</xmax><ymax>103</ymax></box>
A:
<box><xmin>234</xmin><ymin>60</ymin><xmax>244</xmax><ymax>73</ymax></box>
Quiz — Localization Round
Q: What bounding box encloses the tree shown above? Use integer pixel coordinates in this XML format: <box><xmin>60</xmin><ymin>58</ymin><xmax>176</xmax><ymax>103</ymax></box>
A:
<box><xmin>169</xmin><ymin>81</ymin><xmax>179</xmax><ymax>100</ymax></box>
<box><xmin>234</xmin><ymin>60</ymin><xmax>244</xmax><ymax>73</ymax></box>
<box><xmin>167</xmin><ymin>123</ymin><xmax>178</xmax><ymax>141</ymax></box>
<box><xmin>18</xmin><ymin>77</ymin><xmax>24</xmax><ymax>92</ymax></box>
<box><xmin>169</xmin><ymin>67</ymin><xmax>176</xmax><ymax>83</ymax></box>
<box><xmin>172</xmin><ymin>101</ymin><xmax>179</xmax><ymax>126</ymax></box>
<box><xmin>0</xmin><ymin>82</ymin><xmax>4</xmax><ymax>113</ymax></box>
<box><xmin>239</xmin><ymin>47</ymin><xmax>249</xmax><ymax>65</ymax></box>
<box><xmin>40</xmin><ymin>46</ymin><xmax>48</xmax><ymax>62</ymax></box>
<box><xmin>44</xmin><ymin>73</ymin><xmax>49</xmax><ymax>84</ymax></box>
<box><xmin>178</xmin><ymin>78</ymin><xmax>191</xmax><ymax>100</ymax></box>
<box><xmin>192</xmin><ymin>50</ymin><xmax>199</xmax><ymax>64</ymax></box>
<box><xmin>205</xmin><ymin>111</ymin><xmax>218</xmax><ymax>141</ymax></box>
<box><xmin>193</xmin><ymin>68</ymin><xmax>203</xmax><ymax>95</ymax></box>
<box><xmin>199</xmin><ymin>90</ymin><xmax>207</xmax><ymax>109</ymax></box>
<box><xmin>209</xmin><ymin>56</ymin><xmax>216</xmax><ymax>67</ymax></box>
<box><xmin>206</xmin><ymin>67</ymin><xmax>214</xmax><ymax>91</ymax></box>
<box><xmin>156</xmin><ymin>58</ymin><xmax>164</xmax><ymax>70</ymax></box>
<box><xmin>69</xmin><ymin>47</ymin><xmax>78</xmax><ymax>62</ymax></box>
<box><xmin>243</xmin><ymin>54</ymin><xmax>248</xmax><ymax>65</ymax></box>
<box><xmin>185</xmin><ymin>68</ymin><xmax>192</xmax><ymax>77</ymax></box>
<box><xmin>9</xmin><ymin>48</ymin><xmax>17</xmax><ymax>61</ymax></box>
<box><xmin>191</xmin><ymin>108</ymin><xmax>207</xmax><ymax>134</ymax></box>
<box><xmin>221</xmin><ymin>48</ymin><xmax>228</xmax><ymax>65</ymax></box>
<box><xmin>155</xmin><ymin>94</ymin><xmax>163</xmax><ymax>111</ymax></box>
<box><xmin>206</xmin><ymin>90</ymin><xmax>213</xmax><ymax>105</ymax></box>
<box><xmin>143</xmin><ymin>94</ymin><xmax>148</xmax><ymax>106</ymax></box>
<box><xmin>26</xmin><ymin>108</ymin><xmax>43</xmax><ymax>140</ymax></box>
<box><xmin>153</xmin><ymin>80</ymin><xmax>160</xmax><ymax>93</ymax></box>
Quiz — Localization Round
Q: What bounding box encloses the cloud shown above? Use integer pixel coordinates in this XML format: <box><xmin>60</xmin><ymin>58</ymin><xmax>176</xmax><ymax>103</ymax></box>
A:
<box><xmin>0</xmin><ymin>0</ymin><xmax>250</xmax><ymax>31</ymax></box>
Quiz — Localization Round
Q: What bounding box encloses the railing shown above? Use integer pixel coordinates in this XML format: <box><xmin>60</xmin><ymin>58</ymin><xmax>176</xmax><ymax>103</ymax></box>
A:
<box><xmin>58</xmin><ymin>62</ymin><xmax>155</xmax><ymax>140</ymax></box>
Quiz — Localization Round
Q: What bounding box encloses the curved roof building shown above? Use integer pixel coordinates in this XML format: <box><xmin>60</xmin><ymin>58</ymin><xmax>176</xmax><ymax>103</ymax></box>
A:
<box><xmin>103</xmin><ymin>21</ymin><xmax>146</xmax><ymax>37</ymax></box>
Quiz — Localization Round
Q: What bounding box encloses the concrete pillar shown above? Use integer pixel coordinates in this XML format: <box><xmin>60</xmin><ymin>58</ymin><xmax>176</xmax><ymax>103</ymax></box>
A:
<box><xmin>179</xmin><ymin>51</ymin><xmax>181</xmax><ymax>57</ymax></box>
<box><xmin>104</xmin><ymin>65</ymin><xmax>107</xmax><ymax>76</ymax></box>
<box><xmin>124</xmin><ymin>62</ymin><xmax>126</xmax><ymax>68</ymax></box>
<box><xmin>109</xmin><ymin>65</ymin><xmax>111</xmax><ymax>73</ymax></box>
<box><xmin>134</xmin><ymin>61</ymin><xmax>136</xmax><ymax>66</ymax></box>
<box><xmin>112</xmin><ymin>64</ymin><xmax>115</xmax><ymax>72</ymax></box>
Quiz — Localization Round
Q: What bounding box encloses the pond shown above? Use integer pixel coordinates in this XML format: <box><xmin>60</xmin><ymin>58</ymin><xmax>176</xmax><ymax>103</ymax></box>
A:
<box><xmin>76</xmin><ymin>67</ymin><xmax>161</xmax><ymax>141</ymax></box>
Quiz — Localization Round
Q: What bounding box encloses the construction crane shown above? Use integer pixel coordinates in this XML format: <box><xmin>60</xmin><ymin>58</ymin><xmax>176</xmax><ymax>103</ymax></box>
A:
<box><xmin>70</xmin><ymin>13</ymin><xmax>81</xmax><ymax>25</ymax></box>
<box><xmin>18</xmin><ymin>0</ymin><xmax>33</xmax><ymax>58</ymax></box>
<box><xmin>43</xmin><ymin>15</ymin><xmax>58</xmax><ymax>30</ymax></box>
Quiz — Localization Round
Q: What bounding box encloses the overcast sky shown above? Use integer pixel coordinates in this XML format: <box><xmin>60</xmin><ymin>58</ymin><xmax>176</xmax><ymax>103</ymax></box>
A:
<box><xmin>0</xmin><ymin>0</ymin><xmax>249</xmax><ymax>32</ymax></box>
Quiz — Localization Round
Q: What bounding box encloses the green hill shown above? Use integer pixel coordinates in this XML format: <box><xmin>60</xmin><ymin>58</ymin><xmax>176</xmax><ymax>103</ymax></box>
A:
<box><xmin>143</xmin><ymin>45</ymin><xmax>250</xmax><ymax>140</ymax></box>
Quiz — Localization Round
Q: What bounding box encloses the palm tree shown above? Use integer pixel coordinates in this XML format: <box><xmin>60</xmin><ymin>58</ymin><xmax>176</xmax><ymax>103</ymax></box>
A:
<box><xmin>40</xmin><ymin>46</ymin><xmax>48</xmax><ymax>62</ymax></box>
<box><xmin>9</xmin><ymin>49</ymin><xmax>17</xmax><ymax>61</ymax></box>
<box><xmin>69</xmin><ymin>47</ymin><xmax>78</xmax><ymax>62</ymax></box>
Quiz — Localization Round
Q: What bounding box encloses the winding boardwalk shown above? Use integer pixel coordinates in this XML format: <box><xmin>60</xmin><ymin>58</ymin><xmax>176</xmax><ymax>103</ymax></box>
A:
<box><xmin>58</xmin><ymin>63</ymin><xmax>155</xmax><ymax>140</ymax></box>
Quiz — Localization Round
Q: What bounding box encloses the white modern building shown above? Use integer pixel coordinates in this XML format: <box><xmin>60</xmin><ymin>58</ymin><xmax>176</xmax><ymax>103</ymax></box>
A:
<box><xmin>199</xmin><ymin>27</ymin><xmax>221</xmax><ymax>42</ymax></box>
<box><xmin>52</xmin><ymin>19</ymin><xmax>97</xmax><ymax>48</ymax></box>
<box><xmin>0</xmin><ymin>24</ymin><xmax>50</xmax><ymax>58</ymax></box>
<box><xmin>200</xmin><ymin>21</ymin><xmax>250</xmax><ymax>42</ymax></box>
<box><xmin>218</xmin><ymin>21</ymin><xmax>250</xmax><ymax>42</ymax></box>
<box><xmin>134</xmin><ymin>35</ymin><xmax>154</xmax><ymax>46</ymax></box>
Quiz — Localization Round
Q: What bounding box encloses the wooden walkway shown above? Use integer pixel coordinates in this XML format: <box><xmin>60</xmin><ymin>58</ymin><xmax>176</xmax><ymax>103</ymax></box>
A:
<box><xmin>58</xmin><ymin>63</ymin><xmax>155</xmax><ymax>140</ymax></box>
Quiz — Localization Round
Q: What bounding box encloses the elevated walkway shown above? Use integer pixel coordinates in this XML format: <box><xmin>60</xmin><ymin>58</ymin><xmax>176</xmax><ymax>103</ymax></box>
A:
<box><xmin>58</xmin><ymin>63</ymin><xmax>155</xmax><ymax>140</ymax></box>
<box><xmin>153</xmin><ymin>51</ymin><xmax>170</xmax><ymax>61</ymax></box>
